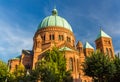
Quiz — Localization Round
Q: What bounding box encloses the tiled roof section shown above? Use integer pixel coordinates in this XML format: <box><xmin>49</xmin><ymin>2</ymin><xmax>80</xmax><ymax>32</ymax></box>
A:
<box><xmin>96</xmin><ymin>29</ymin><xmax>111</xmax><ymax>40</ymax></box>
<box><xmin>83</xmin><ymin>42</ymin><xmax>94</xmax><ymax>49</ymax></box>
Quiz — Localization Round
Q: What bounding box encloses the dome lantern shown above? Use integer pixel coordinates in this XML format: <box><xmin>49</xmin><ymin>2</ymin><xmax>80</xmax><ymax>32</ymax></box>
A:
<box><xmin>52</xmin><ymin>8</ymin><xmax>58</xmax><ymax>16</ymax></box>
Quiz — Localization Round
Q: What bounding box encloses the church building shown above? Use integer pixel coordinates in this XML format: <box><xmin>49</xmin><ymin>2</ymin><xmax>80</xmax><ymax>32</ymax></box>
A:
<box><xmin>8</xmin><ymin>8</ymin><xmax>115</xmax><ymax>82</ymax></box>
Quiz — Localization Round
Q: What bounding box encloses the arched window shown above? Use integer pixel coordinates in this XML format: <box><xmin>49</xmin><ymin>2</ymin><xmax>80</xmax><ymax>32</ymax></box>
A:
<box><xmin>15</xmin><ymin>65</ymin><xmax>18</xmax><ymax>70</ymax></box>
<box><xmin>43</xmin><ymin>35</ymin><xmax>45</xmax><ymax>40</ymax></box>
<box><xmin>84</xmin><ymin>80</ymin><xmax>87</xmax><ymax>82</ymax></box>
<box><xmin>69</xmin><ymin>58</ymin><xmax>73</xmax><ymax>71</ymax></box>
<box><xmin>106</xmin><ymin>48</ymin><xmax>109</xmax><ymax>55</ymax></box>
<box><xmin>59</xmin><ymin>35</ymin><xmax>64</xmax><ymax>41</ymax></box>
<box><xmin>109</xmin><ymin>48</ymin><xmax>112</xmax><ymax>58</ymax></box>
<box><xmin>67</xmin><ymin>37</ymin><xmax>71</xmax><ymax>42</ymax></box>
<box><xmin>50</xmin><ymin>34</ymin><xmax>54</xmax><ymax>40</ymax></box>
<box><xmin>77</xmin><ymin>59</ymin><xmax>79</xmax><ymax>72</ymax></box>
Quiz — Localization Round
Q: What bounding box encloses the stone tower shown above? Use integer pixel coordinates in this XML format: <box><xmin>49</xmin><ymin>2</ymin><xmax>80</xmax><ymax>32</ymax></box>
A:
<box><xmin>95</xmin><ymin>29</ymin><xmax>115</xmax><ymax>58</ymax></box>
<box><xmin>76</xmin><ymin>41</ymin><xmax>83</xmax><ymax>53</ymax></box>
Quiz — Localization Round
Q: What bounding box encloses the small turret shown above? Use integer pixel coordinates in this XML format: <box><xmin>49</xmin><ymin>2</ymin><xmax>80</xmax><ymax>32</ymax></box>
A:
<box><xmin>76</xmin><ymin>41</ymin><xmax>83</xmax><ymax>52</ymax></box>
<box><xmin>34</xmin><ymin>35</ymin><xmax>42</xmax><ymax>52</ymax></box>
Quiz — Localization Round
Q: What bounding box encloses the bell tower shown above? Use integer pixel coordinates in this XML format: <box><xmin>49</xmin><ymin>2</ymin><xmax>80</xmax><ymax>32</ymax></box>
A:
<box><xmin>95</xmin><ymin>29</ymin><xmax>115</xmax><ymax>58</ymax></box>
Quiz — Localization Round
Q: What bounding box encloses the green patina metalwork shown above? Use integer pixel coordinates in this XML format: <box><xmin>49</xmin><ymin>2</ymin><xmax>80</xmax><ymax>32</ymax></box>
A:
<box><xmin>38</xmin><ymin>8</ymin><xmax>73</xmax><ymax>32</ymax></box>
<box><xmin>96</xmin><ymin>29</ymin><xmax>111</xmax><ymax>40</ymax></box>
<box><xmin>84</xmin><ymin>42</ymin><xmax>94</xmax><ymax>49</ymax></box>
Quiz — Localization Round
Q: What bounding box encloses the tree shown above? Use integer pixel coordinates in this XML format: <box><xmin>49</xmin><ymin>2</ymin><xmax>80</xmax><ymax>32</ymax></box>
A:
<box><xmin>83</xmin><ymin>51</ymin><xmax>116</xmax><ymax>82</ymax></box>
<box><xmin>109</xmin><ymin>56</ymin><xmax>120</xmax><ymax>82</ymax></box>
<box><xmin>0</xmin><ymin>59</ymin><xmax>16</xmax><ymax>82</ymax></box>
<box><xmin>31</xmin><ymin>47</ymin><xmax>72</xmax><ymax>82</ymax></box>
<box><xmin>13</xmin><ymin>63</ymin><xmax>26</xmax><ymax>81</ymax></box>
<box><xmin>0</xmin><ymin>60</ymin><xmax>8</xmax><ymax>82</ymax></box>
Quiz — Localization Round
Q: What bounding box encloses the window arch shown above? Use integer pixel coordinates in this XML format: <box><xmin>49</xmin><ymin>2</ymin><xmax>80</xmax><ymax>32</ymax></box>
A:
<box><xmin>77</xmin><ymin>59</ymin><xmax>79</xmax><ymax>72</ymax></box>
<box><xmin>109</xmin><ymin>48</ymin><xmax>112</xmax><ymax>58</ymax></box>
<box><xmin>106</xmin><ymin>48</ymin><xmax>109</xmax><ymax>55</ymax></box>
<box><xmin>69</xmin><ymin>58</ymin><xmax>73</xmax><ymax>71</ymax></box>
<box><xmin>15</xmin><ymin>65</ymin><xmax>18</xmax><ymax>70</ymax></box>
<box><xmin>49</xmin><ymin>34</ymin><xmax>54</xmax><ymax>40</ymax></box>
<box><xmin>43</xmin><ymin>35</ymin><xmax>45</xmax><ymax>40</ymax></box>
<box><xmin>67</xmin><ymin>36</ymin><xmax>71</xmax><ymax>42</ymax></box>
<box><xmin>58</xmin><ymin>35</ymin><xmax>64</xmax><ymax>41</ymax></box>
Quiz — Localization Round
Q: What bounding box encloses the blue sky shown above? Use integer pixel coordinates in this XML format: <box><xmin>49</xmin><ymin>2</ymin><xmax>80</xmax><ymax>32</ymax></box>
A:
<box><xmin>0</xmin><ymin>0</ymin><xmax>120</xmax><ymax>62</ymax></box>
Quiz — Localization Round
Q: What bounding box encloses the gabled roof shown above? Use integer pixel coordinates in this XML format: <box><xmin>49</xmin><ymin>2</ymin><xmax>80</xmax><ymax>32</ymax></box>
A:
<box><xmin>96</xmin><ymin>29</ymin><xmax>111</xmax><ymax>40</ymax></box>
<box><xmin>83</xmin><ymin>42</ymin><xmax>94</xmax><ymax>49</ymax></box>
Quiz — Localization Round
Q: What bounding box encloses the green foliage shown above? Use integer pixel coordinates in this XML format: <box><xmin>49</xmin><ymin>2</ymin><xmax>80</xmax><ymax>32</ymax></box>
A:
<box><xmin>0</xmin><ymin>60</ymin><xmax>17</xmax><ymax>82</ymax></box>
<box><xmin>0</xmin><ymin>60</ymin><xmax>8</xmax><ymax>82</ymax></box>
<box><xmin>31</xmin><ymin>47</ymin><xmax>72</xmax><ymax>82</ymax></box>
<box><xmin>13</xmin><ymin>63</ymin><xmax>26</xmax><ymax>81</ymax></box>
<box><xmin>109</xmin><ymin>56</ymin><xmax>120</xmax><ymax>82</ymax></box>
<box><xmin>83</xmin><ymin>51</ymin><xmax>116</xmax><ymax>82</ymax></box>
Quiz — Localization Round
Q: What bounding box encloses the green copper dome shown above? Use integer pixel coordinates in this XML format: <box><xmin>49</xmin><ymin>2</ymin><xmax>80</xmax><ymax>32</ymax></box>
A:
<box><xmin>38</xmin><ymin>9</ymin><xmax>73</xmax><ymax>32</ymax></box>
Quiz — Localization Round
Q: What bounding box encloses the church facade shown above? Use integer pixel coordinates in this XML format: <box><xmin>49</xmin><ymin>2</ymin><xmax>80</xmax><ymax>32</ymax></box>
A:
<box><xmin>8</xmin><ymin>8</ymin><xmax>115</xmax><ymax>82</ymax></box>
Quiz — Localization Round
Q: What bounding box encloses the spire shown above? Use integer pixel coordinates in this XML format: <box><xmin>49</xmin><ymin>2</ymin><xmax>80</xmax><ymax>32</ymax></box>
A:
<box><xmin>76</xmin><ymin>41</ymin><xmax>83</xmax><ymax>47</ymax></box>
<box><xmin>52</xmin><ymin>8</ymin><xmax>58</xmax><ymax>16</ymax></box>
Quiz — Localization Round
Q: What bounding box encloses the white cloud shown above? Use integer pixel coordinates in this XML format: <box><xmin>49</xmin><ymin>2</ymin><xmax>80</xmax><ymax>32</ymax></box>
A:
<box><xmin>0</xmin><ymin>20</ymin><xmax>33</xmax><ymax>62</ymax></box>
